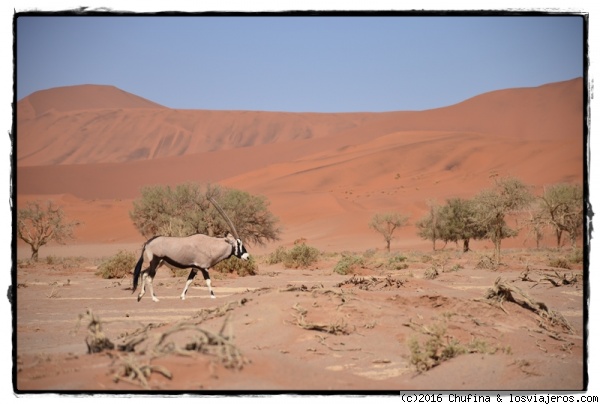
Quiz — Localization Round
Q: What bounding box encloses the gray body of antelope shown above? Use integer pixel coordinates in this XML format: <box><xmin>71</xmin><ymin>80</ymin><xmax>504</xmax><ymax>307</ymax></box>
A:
<box><xmin>132</xmin><ymin>233</ymin><xmax>249</xmax><ymax>302</ymax></box>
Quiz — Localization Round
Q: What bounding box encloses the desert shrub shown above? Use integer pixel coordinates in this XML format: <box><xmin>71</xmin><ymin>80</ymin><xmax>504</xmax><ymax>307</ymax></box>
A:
<box><xmin>568</xmin><ymin>248</ymin><xmax>583</xmax><ymax>264</ymax></box>
<box><xmin>45</xmin><ymin>255</ymin><xmax>86</xmax><ymax>269</ymax></box>
<box><xmin>549</xmin><ymin>257</ymin><xmax>571</xmax><ymax>269</ymax></box>
<box><xmin>421</xmin><ymin>254</ymin><xmax>433</xmax><ymax>263</ymax></box>
<box><xmin>408</xmin><ymin>323</ymin><xmax>465</xmax><ymax>372</ymax></box>
<box><xmin>267</xmin><ymin>246</ymin><xmax>288</xmax><ymax>265</ymax></box>
<box><xmin>96</xmin><ymin>251</ymin><xmax>137</xmax><ymax>279</ymax></box>
<box><xmin>408</xmin><ymin>323</ymin><xmax>496</xmax><ymax>373</ymax></box>
<box><xmin>283</xmin><ymin>243</ymin><xmax>320</xmax><ymax>268</ymax></box>
<box><xmin>475</xmin><ymin>255</ymin><xmax>497</xmax><ymax>270</ymax></box>
<box><xmin>333</xmin><ymin>254</ymin><xmax>365</xmax><ymax>275</ymax></box>
<box><xmin>424</xmin><ymin>266</ymin><xmax>439</xmax><ymax>279</ymax></box>
<box><xmin>213</xmin><ymin>256</ymin><xmax>258</xmax><ymax>276</ymax></box>
<box><xmin>386</xmin><ymin>254</ymin><xmax>408</xmax><ymax>270</ymax></box>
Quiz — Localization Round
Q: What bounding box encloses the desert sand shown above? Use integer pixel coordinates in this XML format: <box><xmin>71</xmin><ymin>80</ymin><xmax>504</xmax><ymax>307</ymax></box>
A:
<box><xmin>13</xmin><ymin>78</ymin><xmax>586</xmax><ymax>394</ymax></box>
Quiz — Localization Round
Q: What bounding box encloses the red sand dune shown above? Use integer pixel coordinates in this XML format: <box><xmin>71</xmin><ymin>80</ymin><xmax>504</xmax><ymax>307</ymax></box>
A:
<box><xmin>16</xmin><ymin>78</ymin><xmax>585</xmax><ymax>253</ymax></box>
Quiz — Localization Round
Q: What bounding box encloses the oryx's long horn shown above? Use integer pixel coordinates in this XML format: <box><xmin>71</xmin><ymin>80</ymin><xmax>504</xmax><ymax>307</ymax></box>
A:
<box><xmin>209</xmin><ymin>197</ymin><xmax>240</xmax><ymax>240</ymax></box>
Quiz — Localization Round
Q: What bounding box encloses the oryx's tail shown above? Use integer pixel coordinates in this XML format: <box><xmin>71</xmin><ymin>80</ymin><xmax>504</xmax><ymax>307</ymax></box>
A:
<box><xmin>132</xmin><ymin>252</ymin><xmax>144</xmax><ymax>293</ymax></box>
<box><xmin>132</xmin><ymin>236</ymin><xmax>158</xmax><ymax>293</ymax></box>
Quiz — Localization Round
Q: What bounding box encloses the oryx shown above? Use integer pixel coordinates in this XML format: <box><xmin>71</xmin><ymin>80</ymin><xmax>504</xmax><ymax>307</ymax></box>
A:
<box><xmin>132</xmin><ymin>198</ymin><xmax>249</xmax><ymax>302</ymax></box>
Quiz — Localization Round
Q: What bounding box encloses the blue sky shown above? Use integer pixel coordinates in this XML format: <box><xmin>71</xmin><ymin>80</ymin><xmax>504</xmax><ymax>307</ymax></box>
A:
<box><xmin>16</xmin><ymin>14</ymin><xmax>584</xmax><ymax>112</ymax></box>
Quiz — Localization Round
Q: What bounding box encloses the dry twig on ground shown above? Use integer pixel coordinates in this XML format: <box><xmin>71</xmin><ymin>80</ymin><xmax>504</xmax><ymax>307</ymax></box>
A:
<box><xmin>483</xmin><ymin>277</ymin><xmax>574</xmax><ymax>333</ymax></box>
<box><xmin>76</xmin><ymin>309</ymin><xmax>115</xmax><ymax>353</ymax></box>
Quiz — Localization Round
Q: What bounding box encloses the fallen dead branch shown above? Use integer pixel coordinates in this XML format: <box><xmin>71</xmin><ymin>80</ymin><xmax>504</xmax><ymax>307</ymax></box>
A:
<box><xmin>335</xmin><ymin>274</ymin><xmax>405</xmax><ymax>290</ymax></box>
<box><xmin>539</xmin><ymin>271</ymin><xmax>580</xmax><ymax>287</ymax></box>
<box><xmin>112</xmin><ymin>354</ymin><xmax>172</xmax><ymax>389</ymax></box>
<box><xmin>191</xmin><ymin>298</ymin><xmax>249</xmax><ymax>322</ymax></box>
<box><xmin>76</xmin><ymin>299</ymin><xmax>250</xmax><ymax>389</ymax></box>
<box><xmin>483</xmin><ymin>277</ymin><xmax>574</xmax><ymax>333</ymax></box>
<box><xmin>290</xmin><ymin>312</ymin><xmax>350</xmax><ymax>335</ymax></box>
<box><xmin>76</xmin><ymin>309</ymin><xmax>115</xmax><ymax>353</ymax></box>
<box><xmin>314</xmin><ymin>335</ymin><xmax>361</xmax><ymax>352</ymax></box>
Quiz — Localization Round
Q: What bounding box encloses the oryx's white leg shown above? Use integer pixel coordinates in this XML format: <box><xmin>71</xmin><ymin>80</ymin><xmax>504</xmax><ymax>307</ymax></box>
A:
<box><xmin>137</xmin><ymin>271</ymin><xmax>148</xmax><ymax>301</ymax></box>
<box><xmin>181</xmin><ymin>268</ymin><xmax>199</xmax><ymax>300</ymax></box>
<box><xmin>148</xmin><ymin>275</ymin><xmax>159</xmax><ymax>302</ymax></box>
<box><xmin>138</xmin><ymin>258</ymin><xmax>161</xmax><ymax>302</ymax></box>
<box><xmin>200</xmin><ymin>268</ymin><xmax>216</xmax><ymax>299</ymax></box>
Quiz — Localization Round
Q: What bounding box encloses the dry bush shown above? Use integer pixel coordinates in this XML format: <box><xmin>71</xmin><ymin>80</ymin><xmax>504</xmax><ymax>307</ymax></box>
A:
<box><xmin>96</xmin><ymin>250</ymin><xmax>137</xmax><ymax>279</ymax></box>
<box><xmin>213</xmin><ymin>255</ymin><xmax>258</xmax><ymax>276</ymax></box>
<box><xmin>333</xmin><ymin>254</ymin><xmax>365</xmax><ymax>275</ymax></box>
<box><xmin>407</xmin><ymin>320</ymin><xmax>496</xmax><ymax>373</ymax></box>
<box><xmin>268</xmin><ymin>243</ymin><xmax>320</xmax><ymax>268</ymax></box>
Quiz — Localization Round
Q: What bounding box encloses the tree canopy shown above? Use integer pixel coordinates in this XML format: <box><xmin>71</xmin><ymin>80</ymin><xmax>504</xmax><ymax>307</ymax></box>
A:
<box><xmin>129</xmin><ymin>183</ymin><xmax>281</xmax><ymax>246</ymax></box>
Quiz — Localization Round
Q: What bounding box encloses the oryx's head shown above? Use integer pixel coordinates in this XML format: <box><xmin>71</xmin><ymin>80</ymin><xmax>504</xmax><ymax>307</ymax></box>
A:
<box><xmin>211</xmin><ymin>197</ymin><xmax>250</xmax><ymax>261</ymax></box>
<box><xmin>235</xmin><ymin>238</ymin><xmax>250</xmax><ymax>260</ymax></box>
<box><xmin>224</xmin><ymin>233</ymin><xmax>249</xmax><ymax>260</ymax></box>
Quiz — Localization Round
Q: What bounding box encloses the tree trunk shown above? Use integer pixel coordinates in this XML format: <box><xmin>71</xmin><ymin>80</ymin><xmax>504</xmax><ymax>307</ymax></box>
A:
<box><xmin>555</xmin><ymin>229</ymin><xmax>563</xmax><ymax>248</ymax></box>
<box><xmin>31</xmin><ymin>247</ymin><xmax>39</xmax><ymax>262</ymax></box>
<box><xmin>493</xmin><ymin>239</ymin><xmax>501</xmax><ymax>265</ymax></box>
<box><xmin>386</xmin><ymin>239</ymin><xmax>391</xmax><ymax>252</ymax></box>
<box><xmin>462</xmin><ymin>239</ymin><xmax>470</xmax><ymax>252</ymax></box>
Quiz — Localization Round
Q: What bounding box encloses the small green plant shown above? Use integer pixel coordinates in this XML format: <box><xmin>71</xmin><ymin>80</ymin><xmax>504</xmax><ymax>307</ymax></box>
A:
<box><xmin>283</xmin><ymin>243</ymin><xmax>320</xmax><ymax>268</ymax></box>
<box><xmin>96</xmin><ymin>251</ymin><xmax>137</xmax><ymax>279</ymax></box>
<box><xmin>408</xmin><ymin>322</ymin><xmax>496</xmax><ymax>373</ymax></box>
<box><xmin>213</xmin><ymin>256</ymin><xmax>258</xmax><ymax>276</ymax></box>
<box><xmin>386</xmin><ymin>254</ymin><xmax>408</xmax><ymax>270</ymax></box>
<box><xmin>567</xmin><ymin>248</ymin><xmax>583</xmax><ymax>264</ymax></box>
<box><xmin>267</xmin><ymin>244</ymin><xmax>320</xmax><ymax>268</ymax></box>
<box><xmin>549</xmin><ymin>257</ymin><xmax>571</xmax><ymax>269</ymax></box>
<box><xmin>267</xmin><ymin>246</ymin><xmax>288</xmax><ymax>265</ymax></box>
<box><xmin>333</xmin><ymin>254</ymin><xmax>365</xmax><ymax>275</ymax></box>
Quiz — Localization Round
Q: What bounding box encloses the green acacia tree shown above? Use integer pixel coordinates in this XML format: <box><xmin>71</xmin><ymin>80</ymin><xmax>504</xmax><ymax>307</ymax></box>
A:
<box><xmin>370</xmin><ymin>212</ymin><xmax>409</xmax><ymax>252</ymax></box>
<box><xmin>538</xmin><ymin>183</ymin><xmax>583</xmax><ymax>248</ymax></box>
<box><xmin>437</xmin><ymin>198</ymin><xmax>487</xmax><ymax>253</ymax></box>
<box><xmin>473</xmin><ymin>177</ymin><xmax>534</xmax><ymax>264</ymax></box>
<box><xmin>129</xmin><ymin>183</ymin><xmax>281</xmax><ymax>246</ymax></box>
<box><xmin>416</xmin><ymin>200</ymin><xmax>441</xmax><ymax>251</ymax></box>
<box><xmin>17</xmin><ymin>200</ymin><xmax>79</xmax><ymax>261</ymax></box>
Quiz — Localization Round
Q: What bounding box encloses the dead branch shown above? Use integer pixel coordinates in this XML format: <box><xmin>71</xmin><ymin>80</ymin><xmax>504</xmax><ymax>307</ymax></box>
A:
<box><xmin>291</xmin><ymin>313</ymin><xmax>350</xmax><ymax>335</ymax></box>
<box><xmin>484</xmin><ymin>277</ymin><xmax>574</xmax><ymax>333</ymax></box>
<box><xmin>112</xmin><ymin>354</ymin><xmax>172</xmax><ymax>389</ymax></box>
<box><xmin>539</xmin><ymin>271</ymin><xmax>580</xmax><ymax>287</ymax></box>
<box><xmin>76</xmin><ymin>309</ymin><xmax>115</xmax><ymax>354</ymax></box>
<box><xmin>335</xmin><ymin>274</ymin><xmax>405</xmax><ymax>290</ymax></box>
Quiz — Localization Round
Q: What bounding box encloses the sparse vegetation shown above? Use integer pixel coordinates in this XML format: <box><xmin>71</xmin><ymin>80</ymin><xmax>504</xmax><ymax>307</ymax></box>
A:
<box><xmin>333</xmin><ymin>254</ymin><xmax>365</xmax><ymax>275</ymax></box>
<box><xmin>213</xmin><ymin>255</ymin><xmax>258</xmax><ymax>276</ymax></box>
<box><xmin>130</xmin><ymin>183</ymin><xmax>281</xmax><ymax>246</ymax></box>
<box><xmin>538</xmin><ymin>183</ymin><xmax>584</xmax><ymax>248</ymax></box>
<box><xmin>386</xmin><ymin>254</ymin><xmax>409</xmax><ymax>270</ymax></box>
<box><xmin>407</xmin><ymin>320</ymin><xmax>498</xmax><ymax>373</ymax></box>
<box><xmin>17</xmin><ymin>200</ymin><xmax>80</xmax><ymax>261</ymax></box>
<box><xmin>96</xmin><ymin>250</ymin><xmax>137</xmax><ymax>279</ymax></box>
<box><xmin>369</xmin><ymin>212</ymin><xmax>409</xmax><ymax>252</ymax></box>
<box><xmin>267</xmin><ymin>243</ymin><xmax>321</xmax><ymax>268</ymax></box>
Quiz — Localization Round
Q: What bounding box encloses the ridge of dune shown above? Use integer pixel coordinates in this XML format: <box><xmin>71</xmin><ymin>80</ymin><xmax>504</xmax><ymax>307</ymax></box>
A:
<box><xmin>18</xmin><ymin>84</ymin><xmax>165</xmax><ymax>117</ymax></box>
<box><xmin>16</xmin><ymin>78</ymin><xmax>583</xmax><ymax>167</ymax></box>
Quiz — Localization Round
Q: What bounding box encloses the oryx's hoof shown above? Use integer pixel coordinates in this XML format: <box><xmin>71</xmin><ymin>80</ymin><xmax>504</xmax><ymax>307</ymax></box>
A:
<box><xmin>180</xmin><ymin>295</ymin><xmax>186</xmax><ymax>300</ymax></box>
<box><xmin>210</xmin><ymin>294</ymin><xmax>216</xmax><ymax>299</ymax></box>
<box><xmin>152</xmin><ymin>297</ymin><xmax>160</xmax><ymax>302</ymax></box>
<box><xmin>137</xmin><ymin>295</ymin><xmax>142</xmax><ymax>302</ymax></box>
